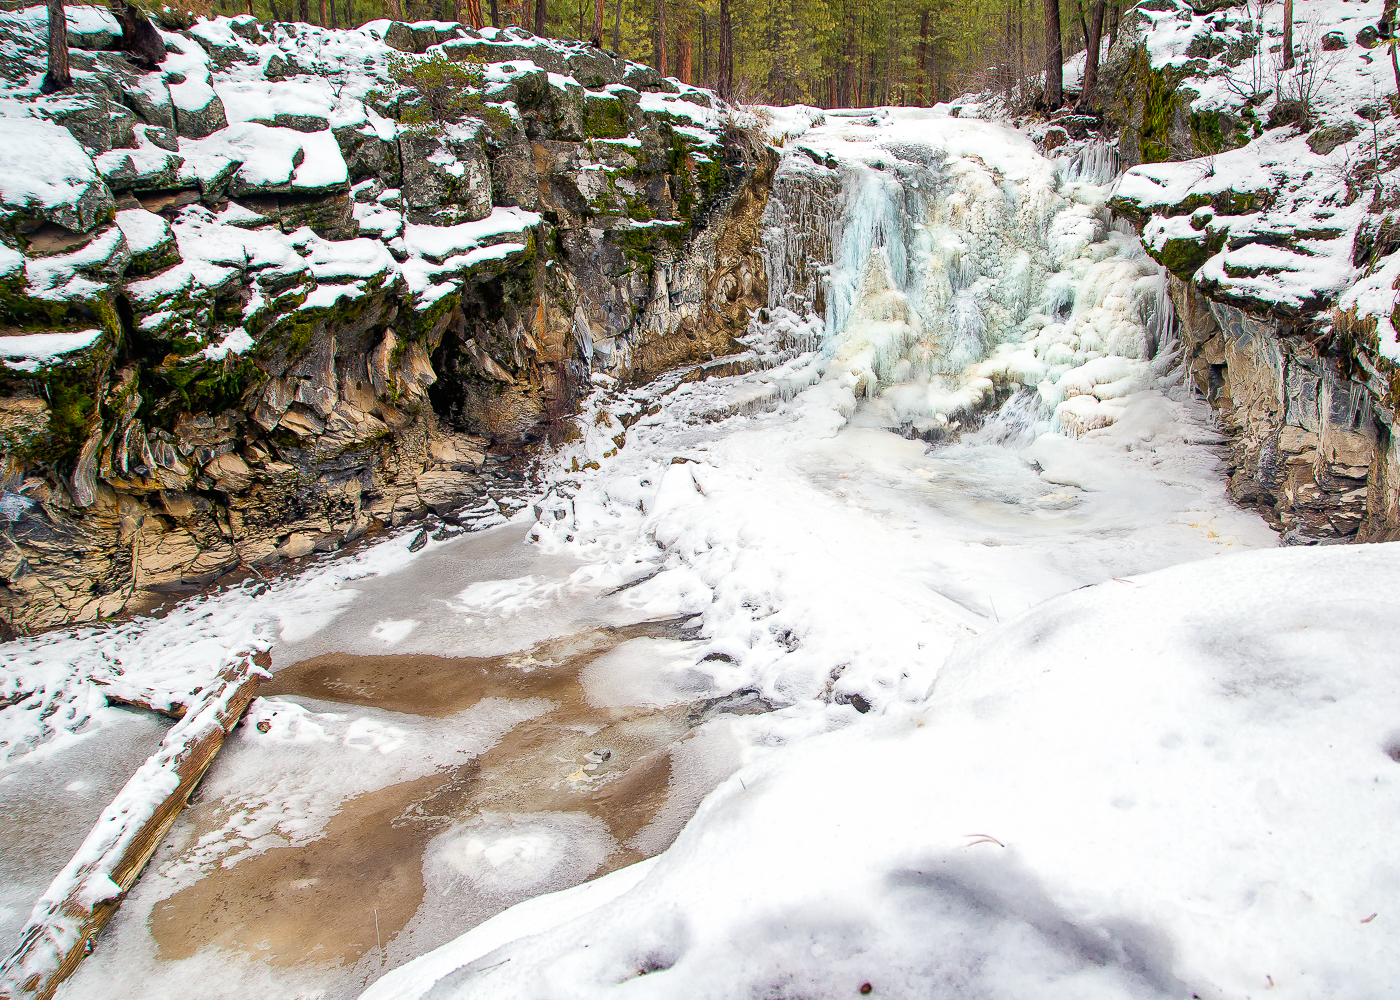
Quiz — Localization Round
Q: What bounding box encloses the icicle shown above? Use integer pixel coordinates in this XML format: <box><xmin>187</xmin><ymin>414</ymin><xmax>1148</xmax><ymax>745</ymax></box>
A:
<box><xmin>1061</xmin><ymin>141</ymin><xmax>1121</xmax><ymax>187</ymax></box>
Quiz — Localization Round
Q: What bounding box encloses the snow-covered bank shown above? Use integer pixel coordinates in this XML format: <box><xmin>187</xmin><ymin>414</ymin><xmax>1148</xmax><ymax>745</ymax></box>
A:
<box><xmin>365</xmin><ymin>542</ymin><xmax>1400</xmax><ymax>1000</ymax></box>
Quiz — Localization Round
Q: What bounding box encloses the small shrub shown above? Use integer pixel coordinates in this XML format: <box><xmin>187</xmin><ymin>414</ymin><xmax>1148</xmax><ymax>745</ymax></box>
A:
<box><xmin>386</xmin><ymin>51</ymin><xmax>512</xmax><ymax>135</ymax></box>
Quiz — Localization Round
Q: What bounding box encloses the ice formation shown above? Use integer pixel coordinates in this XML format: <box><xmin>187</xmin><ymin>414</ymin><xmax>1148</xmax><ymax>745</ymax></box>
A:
<box><xmin>756</xmin><ymin>109</ymin><xmax>1172</xmax><ymax>438</ymax></box>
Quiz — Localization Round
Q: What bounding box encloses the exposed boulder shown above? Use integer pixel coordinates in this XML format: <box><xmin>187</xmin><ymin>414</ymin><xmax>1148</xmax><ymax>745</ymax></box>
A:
<box><xmin>398</xmin><ymin>124</ymin><xmax>492</xmax><ymax>224</ymax></box>
<box><xmin>1306</xmin><ymin>122</ymin><xmax>1360</xmax><ymax>155</ymax></box>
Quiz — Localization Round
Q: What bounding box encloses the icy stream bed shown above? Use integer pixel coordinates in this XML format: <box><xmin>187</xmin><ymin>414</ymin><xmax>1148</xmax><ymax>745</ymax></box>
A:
<box><xmin>12</xmin><ymin>362</ymin><xmax>1274</xmax><ymax>1000</ymax></box>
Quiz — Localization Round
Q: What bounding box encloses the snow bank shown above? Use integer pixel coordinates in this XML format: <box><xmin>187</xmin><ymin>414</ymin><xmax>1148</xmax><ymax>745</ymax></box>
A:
<box><xmin>0</xmin><ymin>530</ymin><xmax>425</xmax><ymax>765</ymax></box>
<box><xmin>0</xmin><ymin>329</ymin><xmax>102</xmax><ymax>359</ymax></box>
<box><xmin>364</xmin><ymin>542</ymin><xmax>1400</xmax><ymax>1000</ymax></box>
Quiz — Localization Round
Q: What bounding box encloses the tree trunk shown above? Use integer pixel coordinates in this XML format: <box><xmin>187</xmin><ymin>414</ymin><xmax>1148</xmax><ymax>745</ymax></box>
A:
<box><xmin>1044</xmin><ymin>0</ymin><xmax>1062</xmax><ymax>108</ymax></box>
<box><xmin>0</xmin><ymin>657</ymin><xmax>265</xmax><ymax>1000</ymax></box>
<box><xmin>247</xmin><ymin>0</ymin><xmax>254</xmax><ymax>17</ymax></box>
<box><xmin>1082</xmin><ymin>0</ymin><xmax>1105</xmax><ymax>104</ymax></box>
<box><xmin>318</xmin><ymin>0</ymin><xmax>326</xmax><ymax>24</ymax></box>
<box><xmin>1002</xmin><ymin>4</ymin><xmax>1013</xmax><ymax>95</ymax></box>
<box><xmin>1075</xmin><ymin>0</ymin><xmax>1089</xmax><ymax>53</ymax></box>
<box><xmin>465</xmin><ymin>0</ymin><xmax>485</xmax><ymax>28</ymax></box>
<box><xmin>719</xmin><ymin>0</ymin><xmax>732</xmax><ymax>96</ymax></box>
<box><xmin>882</xmin><ymin>0</ymin><xmax>895</xmax><ymax>105</ymax></box>
<box><xmin>916</xmin><ymin>8</ymin><xmax>928</xmax><ymax>106</ymax></box>
<box><xmin>42</xmin><ymin>0</ymin><xmax>70</xmax><ymax>93</ymax></box>
<box><xmin>1019</xmin><ymin>0</ymin><xmax>1030</xmax><ymax>85</ymax></box>
<box><xmin>701</xmin><ymin>13</ymin><xmax>708</xmax><ymax>84</ymax></box>
<box><xmin>654</xmin><ymin>0</ymin><xmax>667</xmax><ymax>75</ymax></box>
<box><xmin>589</xmin><ymin>0</ymin><xmax>603</xmax><ymax>45</ymax></box>
<box><xmin>299</xmin><ymin>0</ymin><xmax>309</xmax><ymax>21</ymax></box>
<box><xmin>612</xmin><ymin>0</ymin><xmax>623</xmax><ymax>49</ymax></box>
<box><xmin>1108</xmin><ymin>0</ymin><xmax>1118</xmax><ymax>45</ymax></box>
<box><xmin>676</xmin><ymin>17</ymin><xmax>692</xmax><ymax>82</ymax></box>
<box><xmin>490</xmin><ymin>0</ymin><xmax>499</xmax><ymax>27</ymax></box>
<box><xmin>534</xmin><ymin>0</ymin><xmax>545</xmax><ymax>35</ymax></box>
<box><xmin>1282</xmin><ymin>0</ymin><xmax>1294</xmax><ymax>69</ymax></box>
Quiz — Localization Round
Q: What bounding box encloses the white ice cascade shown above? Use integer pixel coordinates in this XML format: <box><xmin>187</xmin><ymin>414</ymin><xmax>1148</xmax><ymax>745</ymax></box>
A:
<box><xmin>755</xmin><ymin>114</ymin><xmax>1175</xmax><ymax>437</ymax></box>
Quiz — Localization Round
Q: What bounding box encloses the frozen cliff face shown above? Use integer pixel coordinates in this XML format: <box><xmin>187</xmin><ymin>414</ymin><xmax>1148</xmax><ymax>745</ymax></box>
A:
<box><xmin>0</xmin><ymin>8</ymin><xmax>770</xmax><ymax>633</ymax></box>
<box><xmin>757</xmin><ymin>109</ymin><xmax>1171</xmax><ymax>439</ymax></box>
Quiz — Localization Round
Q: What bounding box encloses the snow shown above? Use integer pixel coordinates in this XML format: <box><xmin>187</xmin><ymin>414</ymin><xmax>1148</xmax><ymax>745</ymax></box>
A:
<box><xmin>3</xmin><ymin>9</ymin><xmax>1387</xmax><ymax>999</ymax></box>
<box><xmin>114</xmin><ymin>209</ymin><xmax>172</xmax><ymax>257</ymax></box>
<box><xmin>366</xmin><ymin>544</ymin><xmax>1400</xmax><ymax>1000</ymax></box>
<box><xmin>297</xmin><ymin>232</ymin><xmax>396</xmax><ymax>282</ymax></box>
<box><xmin>1340</xmin><ymin>252</ymin><xmax>1400</xmax><ymax>360</ymax></box>
<box><xmin>24</xmin><ymin>226</ymin><xmax>126</xmax><ymax>304</ymax></box>
<box><xmin>0</xmin><ymin>116</ymin><xmax>103</xmax><ymax>213</ymax></box>
<box><xmin>201</xmin><ymin>327</ymin><xmax>254</xmax><ymax>360</ymax></box>
<box><xmin>401</xmin><ymin>207</ymin><xmax>542</xmax><ymax>260</ymax></box>
<box><xmin>637</xmin><ymin>92</ymin><xmax>717</xmax><ymax>126</ymax></box>
<box><xmin>0</xmin><ymin>532</ymin><xmax>427</xmax><ymax>765</ymax></box>
<box><xmin>756</xmin><ymin>109</ymin><xmax>1167</xmax><ymax>436</ymax></box>
<box><xmin>216</xmin><ymin>79</ymin><xmax>338</xmax><ymax>125</ymax></box>
<box><xmin>184</xmin><ymin>122</ymin><xmax>349</xmax><ymax>192</ymax></box>
<box><xmin>0</xmin><ymin>329</ymin><xmax>102</xmax><ymax>359</ymax></box>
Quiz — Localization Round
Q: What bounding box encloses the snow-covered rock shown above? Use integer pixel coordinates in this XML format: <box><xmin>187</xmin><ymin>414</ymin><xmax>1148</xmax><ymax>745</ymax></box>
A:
<box><xmin>0</xmin><ymin>7</ymin><xmax>768</xmax><ymax>638</ymax></box>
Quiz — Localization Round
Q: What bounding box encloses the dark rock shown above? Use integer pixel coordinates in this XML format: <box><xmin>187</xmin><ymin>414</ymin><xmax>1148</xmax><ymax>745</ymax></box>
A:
<box><xmin>113</xmin><ymin>2</ymin><xmax>166</xmax><ymax>69</ymax></box>
<box><xmin>272</xmin><ymin>112</ymin><xmax>330</xmax><ymax>133</ymax></box>
<box><xmin>1321</xmin><ymin>30</ymin><xmax>1346</xmax><ymax>51</ymax></box>
<box><xmin>1266</xmin><ymin>98</ymin><xmax>1307</xmax><ymax>129</ymax></box>
<box><xmin>228</xmin><ymin>15</ymin><xmax>265</xmax><ymax>43</ymax></box>
<box><xmin>399</xmin><ymin>125</ymin><xmax>492</xmax><ymax>225</ymax></box>
<box><xmin>408</xmin><ymin>527</ymin><xmax>428</xmax><ymax>551</ymax></box>
<box><xmin>41</xmin><ymin>83</ymin><xmax>134</xmax><ymax>153</ymax></box>
<box><xmin>335</xmin><ymin>124</ymin><xmax>402</xmax><ymax>186</ymax></box>
<box><xmin>264</xmin><ymin>53</ymin><xmax>291</xmax><ymax>80</ymax></box>
<box><xmin>1307</xmin><ymin>122</ymin><xmax>1360</xmax><ymax>155</ymax></box>
<box><xmin>1042</xmin><ymin>126</ymin><xmax>1069</xmax><ymax>150</ymax></box>
<box><xmin>688</xmin><ymin>688</ymin><xmax>775</xmax><ymax>725</ymax></box>
<box><xmin>1356</xmin><ymin>24</ymin><xmax>1381</xmax><ymax>49</ymax></box>
<box><xmin>121</xmin><ymin>76</ymin><xmax>177</xmax><ymax>132</ymax></box>
<box><xmin>94</xmin><ymin>149</ymin><xmax>185</xmax><ymax>191</ymax></box>
<box><xmin>172</xmin><ymin>85</ymin><xmax>228</xmax><ymax>139</ymax></box>
<box><xmin>837</xmin><ymin>692</ymin><xmax>872</xmax><ymax>713</ymax></box>
<box><xmin>383</xmin><ymin>21</ymin><xmax>417</xmax><ymax>52</ymax></box>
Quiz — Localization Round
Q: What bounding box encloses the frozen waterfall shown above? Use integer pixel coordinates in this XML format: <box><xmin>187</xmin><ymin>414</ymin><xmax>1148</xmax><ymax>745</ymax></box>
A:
<box><xmin>754</xmin><ymin>110</ymin><xmax>1175</xmax><ymax>439</ymax></box>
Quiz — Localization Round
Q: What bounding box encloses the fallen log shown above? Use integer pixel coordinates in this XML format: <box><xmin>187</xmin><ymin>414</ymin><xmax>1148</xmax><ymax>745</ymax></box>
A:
<box><xmin>0</xmin><ymin>654</ymin><xmax>269</xmax><ymax>1000</ymax></box>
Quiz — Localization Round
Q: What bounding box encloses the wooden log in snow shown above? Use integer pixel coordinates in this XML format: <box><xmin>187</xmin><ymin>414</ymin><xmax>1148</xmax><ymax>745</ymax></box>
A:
<box><xmin>0</xmin><ymin>654</ymin><xmax>268</xmax><ymax>1000</ymax></box>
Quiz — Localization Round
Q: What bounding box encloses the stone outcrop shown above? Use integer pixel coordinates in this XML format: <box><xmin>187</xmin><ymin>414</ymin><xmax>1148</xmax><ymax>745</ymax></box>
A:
<box><xmin>1171</xmin><ymin>277</ymin><xmax>1376</xmax><ymax>541</ymax></box>
<box><xmin>1100</xmin><ymin>0</ymin><xmax>1400</xmax><ymax>544</ymax></box>
<box><xmin>0</xmin><ymin>11</ymin><xmax>772</xmax><ymax>635</ymax></box>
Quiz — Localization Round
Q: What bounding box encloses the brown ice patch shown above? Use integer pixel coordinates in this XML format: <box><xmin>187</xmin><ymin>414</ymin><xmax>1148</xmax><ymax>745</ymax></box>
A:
<box><xmin>153</xmin><ymin>765</ymin><xmax>471</xmax><ymax>966</ymax></box>
<box><xmin>152</xmin><ymin>619</ymin><xmax>710</xmax><ymax>969</ymax></box>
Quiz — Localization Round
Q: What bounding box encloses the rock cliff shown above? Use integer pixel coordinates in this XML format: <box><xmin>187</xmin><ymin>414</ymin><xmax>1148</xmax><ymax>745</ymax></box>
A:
<box><xmin>0</xmin><ymin>8</ymin><xmax>771</xmax><ymax>634</ymax></box>
<box><xmin>1101</xmin><ymin>0</ymin><xmax>1400</xmax><ymax>542</ymax></box>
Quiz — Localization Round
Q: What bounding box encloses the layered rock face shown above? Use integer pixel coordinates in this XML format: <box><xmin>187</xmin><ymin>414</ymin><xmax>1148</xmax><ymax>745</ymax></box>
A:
<box><xmin>1103</xmin><ymin>0</ymin><xmax>1400</xmax><ymax>542</ymax></box>
<box><xmin>0</xmin><ymin>8</ymin><xmax>770</xmax><ymax>634</ymax></box>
